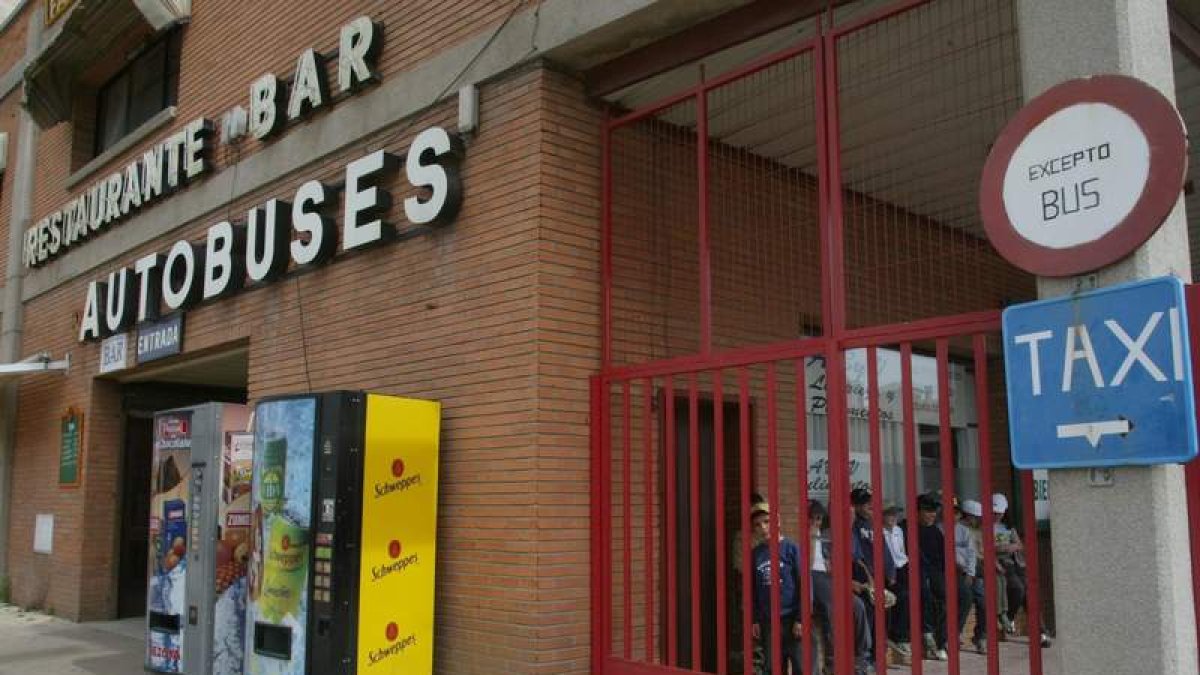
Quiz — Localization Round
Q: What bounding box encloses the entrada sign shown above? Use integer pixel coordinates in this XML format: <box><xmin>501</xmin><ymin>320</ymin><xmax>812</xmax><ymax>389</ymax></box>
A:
<box><xmin>26</xmin><ymin>16</ymin><xmax>384</xmax><ymax>269</ymax></box>
<box><xmin>980</xmin><ymin>75</ymin><xmax>1188</xmax><ymax>276</ymax></box>
<box><xmin>78</xmin><ymin>126</ymin><xmax>462</xmax><ymax>342</ymax></box>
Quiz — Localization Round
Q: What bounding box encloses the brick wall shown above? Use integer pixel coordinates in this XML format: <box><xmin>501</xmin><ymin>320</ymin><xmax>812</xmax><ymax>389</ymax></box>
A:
<box><xmin>0</xmin><ymin>2</ymin><xmax>31</xmax><ymax>76</ymax></box>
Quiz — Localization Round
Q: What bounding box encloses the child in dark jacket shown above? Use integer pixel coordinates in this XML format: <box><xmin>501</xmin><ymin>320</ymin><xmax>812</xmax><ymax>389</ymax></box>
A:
<box><xmin>750</xmin><ymin>500</ymin><xmax>803</xmax><ymax>675</ymax></box>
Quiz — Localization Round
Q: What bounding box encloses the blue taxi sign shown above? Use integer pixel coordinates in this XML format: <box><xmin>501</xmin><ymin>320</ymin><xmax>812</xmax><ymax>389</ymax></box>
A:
<box><xmin>1002</xmin><ymin>276</ymin><xmax>1197</xmax><ymax>469</ymax></box>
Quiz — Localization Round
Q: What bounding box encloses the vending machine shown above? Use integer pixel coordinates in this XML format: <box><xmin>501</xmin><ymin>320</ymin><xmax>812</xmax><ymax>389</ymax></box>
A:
<box><xmin>145</xmin><ymin>403</ymin><xmax>252</xmax><ymax>675</ymax></box>
<box><xmin>245</xmin><ymin>392</ymin><xmax>441</xmax><ymax>675</ymax></box>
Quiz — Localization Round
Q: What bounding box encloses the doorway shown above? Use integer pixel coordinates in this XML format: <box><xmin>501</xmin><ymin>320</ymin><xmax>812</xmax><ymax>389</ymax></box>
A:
<box><xmin>115</xmin><ymin>347</ymin><xmax>249</xmax><ymax>618</ymax></box>
<box><xmin>668</xmin><ymin>394</ymin><xmax>748</xmax><ymax>673</ymax></box>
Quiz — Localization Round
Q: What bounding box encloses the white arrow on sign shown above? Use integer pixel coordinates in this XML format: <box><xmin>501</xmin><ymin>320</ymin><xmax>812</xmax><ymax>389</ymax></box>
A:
<box><xmin>1056</xmin><ymin>419</ymin><xmax>1131</xmax><ymax>448</ymax></box>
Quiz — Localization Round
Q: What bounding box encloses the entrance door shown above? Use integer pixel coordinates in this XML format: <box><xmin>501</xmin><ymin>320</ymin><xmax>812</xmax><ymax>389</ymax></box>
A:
<box><xmin>117</xmin><ymin>414</ymin><xmax>153</xmax><ymax>617</ymax></box>
<box><xmin>670</xmin><ymin>396</ymin><xmax>744</xmax><ymax>673</ymax></box>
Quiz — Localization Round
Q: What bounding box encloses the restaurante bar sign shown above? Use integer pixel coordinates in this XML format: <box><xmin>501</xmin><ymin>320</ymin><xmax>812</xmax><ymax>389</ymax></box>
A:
<box><xmin>26</xmin><ymin>15</ymin><xmax>384</xmax><ymax>270</ymax></box>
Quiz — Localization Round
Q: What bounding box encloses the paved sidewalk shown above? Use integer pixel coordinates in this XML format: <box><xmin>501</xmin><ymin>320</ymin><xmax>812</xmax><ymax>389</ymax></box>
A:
<box><xmin>0</xmin><ymin>604</ymin><xmax>143</xmax><ymax>675</ymax></box>
<box><xmin>0</xmin><ymin>601</ymin><xmax>1063</xmax><ymax>675</ymax></box>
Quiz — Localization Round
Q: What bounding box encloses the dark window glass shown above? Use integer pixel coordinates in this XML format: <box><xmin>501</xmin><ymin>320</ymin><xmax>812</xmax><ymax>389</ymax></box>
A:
<box><xmin>94</xmin><ymin>30</ymin><xmax>180</xmax><ymax>157</ymax></box>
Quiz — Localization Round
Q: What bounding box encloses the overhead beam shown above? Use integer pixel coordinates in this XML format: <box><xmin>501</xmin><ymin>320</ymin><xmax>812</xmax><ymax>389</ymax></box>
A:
<box><xmin>1171</xmin><ymin>2</ymin><xmax>1200</xmax><ymax>69</ymax></box>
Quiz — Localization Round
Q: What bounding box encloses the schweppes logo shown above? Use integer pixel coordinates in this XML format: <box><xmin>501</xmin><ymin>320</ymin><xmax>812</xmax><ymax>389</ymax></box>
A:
<box><xmin>371</xmin><ymin>539</ymin><xmax>420</xmax><ymax>582</ymax></box>
<box><xmin>367</xmin><ymin>622</ymin><xmax>417</xmax><ymax>667</ymax></box>
<box><xmin>374</xmin><ymin>458</ymin><xmax>422</xmax><ymax>498</ymax></box>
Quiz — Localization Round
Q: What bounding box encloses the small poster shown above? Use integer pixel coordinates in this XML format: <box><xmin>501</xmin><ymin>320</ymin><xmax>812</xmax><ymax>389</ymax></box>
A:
<box><xmin>59</xmin><ymin>408</ymin><xmax>83</xmax><ymax>487</ymax></box>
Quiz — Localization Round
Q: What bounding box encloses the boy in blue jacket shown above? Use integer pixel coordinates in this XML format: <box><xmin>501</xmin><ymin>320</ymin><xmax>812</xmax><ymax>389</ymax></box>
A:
<box><xmin>750</xmin><ymin>500</ymin><xmax>803</xmax><ymax>674</ymax></box>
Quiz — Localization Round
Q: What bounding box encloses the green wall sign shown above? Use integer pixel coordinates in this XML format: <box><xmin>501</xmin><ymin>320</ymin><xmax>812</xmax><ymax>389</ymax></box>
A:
<box><xmin>59</xmin><ymin>408</ymin><xmax>82</xmax><ymax>487</ymax></box>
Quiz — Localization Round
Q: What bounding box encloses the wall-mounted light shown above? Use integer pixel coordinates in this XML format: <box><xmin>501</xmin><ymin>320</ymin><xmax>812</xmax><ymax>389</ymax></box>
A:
<box><xmin>220</xmin><ymin>106</ymin><xmax>248</xmax><ymax>144</ymax></box>
<box><xmin>458</xmin><ymin>84</ymin><xmax>478</xmax><ymax>136</ymax></box>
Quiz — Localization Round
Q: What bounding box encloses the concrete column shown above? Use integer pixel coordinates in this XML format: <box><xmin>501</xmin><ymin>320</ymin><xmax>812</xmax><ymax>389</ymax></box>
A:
<box><xmin>0</xmin><ymin>9</ymin><xmax>44</xmax><ymax>594</ymax></box>
<box><xmin>1016</xmin><ymin>1</ymin><xmax>1198</xmax><ymax>674</ymax></box>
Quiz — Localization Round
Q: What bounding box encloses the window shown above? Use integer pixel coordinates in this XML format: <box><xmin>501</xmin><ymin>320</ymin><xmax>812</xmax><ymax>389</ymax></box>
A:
<box><xmin>94</xmin><ymin>30</ymin><xmax>181</xmax><ymax>157</ymax></box>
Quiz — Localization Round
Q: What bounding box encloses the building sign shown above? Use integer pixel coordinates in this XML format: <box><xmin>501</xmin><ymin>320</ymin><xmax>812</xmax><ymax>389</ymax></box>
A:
<box><xmin>25</xmin><ymin>120</ymin><xmax>213</xmax><ymax>268</ymax></box>
<box><xmin>27</xmin><ymin>15</ymin><xmax>384</xmax><ymax>270</ymax></box>
<box><xmin>59</xmin><ymin>407</ymin><xmax>83</xmax><ymax>487</ymax></box>
<box><xmin>980</xmin><ymin>75</ymin><xmax>1188</xmax><ymax>277</ymax></box>
<box><xmin>79</xmin><ymin>126</ymin><xmax>463</xmax><ymax>342</ymax></box>
<box><xmin>137</xmin><ymin>314</ymin><xmax>183</xmax><ymax>362</ymax></box>
<box><xmin>1002</xmin><ymin>276</ymin><xmax>1197</xmax><ymax>468</ymax></box>
<box><xmin>804</xmin><ymin>349</ymin><xmax>975</xmax><ymax>427</ymax></box>
<box><xmin>1032</xmin><ymin>469</ymin><xmax>1050</xmax><ymax>523</ymax></box>
<box><xmin>99</xmin><ymin>332</ymin><xmax>128</xmax><ymax>374</ymax></box>
<box><xmin>45</xmin><ymin>0</ymin><xmax>76</xmax><ymax>25</ymax></box>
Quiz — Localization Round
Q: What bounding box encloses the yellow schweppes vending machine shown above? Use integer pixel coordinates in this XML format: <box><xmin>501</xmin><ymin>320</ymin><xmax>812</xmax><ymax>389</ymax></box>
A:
<box><xmin>245</xmin><ymin>391</ymin><xmax>440</xmax><ymax>675</ymax></box>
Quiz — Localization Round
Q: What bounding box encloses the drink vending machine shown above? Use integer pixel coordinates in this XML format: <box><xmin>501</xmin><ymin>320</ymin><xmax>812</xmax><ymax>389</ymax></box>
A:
<box><xmin>245</xmin><ymin>391</ymin><xmax>442</xmax><ymax>675</ymax></box>
<box><xmin>145</xmin><ymin>403</ymin><xmax>252</xmax><ymax>675</ymax></box>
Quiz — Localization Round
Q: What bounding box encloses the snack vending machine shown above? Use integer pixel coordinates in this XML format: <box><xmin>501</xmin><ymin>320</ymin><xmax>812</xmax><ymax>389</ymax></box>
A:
<box><xmin>146</xmin><ymin>403</ymin><xmax>252</xmax><ymax>674</ymax></box>
<box><xmin>245</xmin><ymin>392</ymin><xmax>441</xmax><ymax>675</ymax></box>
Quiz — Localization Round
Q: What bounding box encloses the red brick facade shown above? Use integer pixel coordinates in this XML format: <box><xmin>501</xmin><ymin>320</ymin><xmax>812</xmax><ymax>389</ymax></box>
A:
<box><xmin>0</xmin><ymin>2</ymin><xmax>1040</xmax><ymax>673</ymax></box>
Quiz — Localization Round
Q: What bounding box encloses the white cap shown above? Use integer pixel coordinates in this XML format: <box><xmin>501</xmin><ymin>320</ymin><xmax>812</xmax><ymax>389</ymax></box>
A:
<box><xmin>962</xmin><ymin>499</ymin><xmax>983</xmax><ymax>517</ymax></box>
<box><xmin>992</xmin><ymin>493</ymin><xmax>1009</xmax><ymax>515</ymax></box>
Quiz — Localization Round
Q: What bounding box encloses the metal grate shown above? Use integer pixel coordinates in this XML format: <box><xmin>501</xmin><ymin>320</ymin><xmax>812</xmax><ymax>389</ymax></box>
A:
<box><xmin>596</xmin><ymin>3</ymin><xmax>1051</xmax><ymax>675</ymax></box>
<box><xmin>833</xmin><ymin>0</ymin><xmax>1035</xmax><ymax>329</ymax></box>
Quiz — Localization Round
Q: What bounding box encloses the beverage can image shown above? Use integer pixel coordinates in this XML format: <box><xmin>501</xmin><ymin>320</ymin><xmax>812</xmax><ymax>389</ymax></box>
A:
<box><xmin>258</xmin><ymin>512</ymin><xmax>309</xmax><ymax>623</ymax></box>
<box><xmin>260</xmin><ymin>434</ymin><xmax>287</xmax><ymax>514</ymax></box>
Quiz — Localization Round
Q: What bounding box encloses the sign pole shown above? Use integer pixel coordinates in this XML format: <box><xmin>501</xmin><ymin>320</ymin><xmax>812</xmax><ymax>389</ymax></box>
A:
<box><xmin>1013</xmin><ymin>1</ymin><xmax>1198</xmax><ymax>674</ymax></box>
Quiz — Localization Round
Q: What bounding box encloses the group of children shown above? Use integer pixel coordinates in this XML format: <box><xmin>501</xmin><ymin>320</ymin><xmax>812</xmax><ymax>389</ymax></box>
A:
<box><xmin>744</xmin><ymin>487</ymin><xmax>1047</xmax><ymax>674</ymax></box>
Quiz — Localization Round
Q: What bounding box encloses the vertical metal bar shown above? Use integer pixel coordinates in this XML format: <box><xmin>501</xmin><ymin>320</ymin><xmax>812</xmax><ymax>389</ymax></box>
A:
<box><xmin>643</xmin><ymin>377</ymin><xmax>655</xmax><ymax>663</ymax></box>
<box><xmin>622</xmin><ymin>380</ymin><xmax>633</xmax><ymax>660</ymax></box>
<box><xmin>714</xmin><ymin>371</ymin><xmax>729</xmax><ymax>674</ymax></box>
<box><xmin>936</xmin><ymin>338</ymin><xmax>961</xmax><ymax>674</ymax></box>
<box><xmin>689</xmin><ymin>374</ymin><xmax>702</xmax><ymax>668</ymax></box>
<box><xmin>823</xmin><ymin>26</ymin><xmax>847</xmax><ymax>336</ymax></box>
<box><xmin>590</xmin><ymin>375</ymin><xmax>608</xmax><ymax>674</ymax></box>
<box><xmin>826</xmin><ymin>349</ymin><xmax>854</xmax><ymax>675</ymax></box>
<box><xmin>795</xmin><ymin>359</ymin><xmax>812</xmax><ymax>671</ymax></box>
<box><xmin>902</xmin><ymin>344</ymin><xmax>923</xmax><ymax>675</ymax></box>
<box><xmin>739</xmin><ymin>368</ymin><xmax>754</xmax><ymax>675</ymax></box>
<box><xmin>867</xmin><ymin>347</ymin><xmax>887</xmax><ymax>673</ymax></box>
<box><xmin>815</xmin><ymin>15</ymin><xmax>831</xmax><ymax>334</ymax></box>
<box><xmin>1186</xmin><ymin>283</ymin><xmax>1200</xmax><ymax>672</ymax></box>
<box><xmin>665</xmin><ymin>378</ymin><xmax>678</xmax><ymax>666</ymax></box>
<box><xmin>697</xmin><ymin>90</ymin><xmax>712</xmax><ymax>356</ymax></box>
<box><xmin>1190</xmin><ymin>451</ymin><xmax>1200</xmax><ymax>662</ymax></box>
<box><xmin>601</xmin><ymin>120</ymin><xmax>613</xmax><ymax>369</ymax></box>
<box><xmin>1021</xmin><ymin>469</ymin><xmax>1045</xmax><ymax>675</ymax></box>
<box><xmin>766</xmin><ymin>363</ymin><xmax>782</xmax><ymax>675</ymax></box>
<box><xmin>821</xmin><ymin>14</ymin><xmax>855</xmax><ymax>667</ymax></box>
<box><xmin>974</xmin><ymin>335</ymin><xmax>1000</xmax><ymax>675</ymax></box>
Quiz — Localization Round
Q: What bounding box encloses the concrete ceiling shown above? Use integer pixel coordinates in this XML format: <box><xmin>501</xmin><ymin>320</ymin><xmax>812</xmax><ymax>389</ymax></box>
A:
<box><xmin>118</xmin><ymin>345</ymin><xmax>248</xmax><ymax>390</ymax></box>
<box><xmin>1175</xmin><ymin>0</ymin><xmax>1200</xmax><ymax>34</ymax></box>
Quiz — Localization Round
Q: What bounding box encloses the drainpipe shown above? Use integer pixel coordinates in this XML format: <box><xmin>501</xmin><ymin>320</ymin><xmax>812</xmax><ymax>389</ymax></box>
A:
<box><xmin>0</xmin><ymin>8</ymin><xmax>45</xmax><ymax>597</ymax></box>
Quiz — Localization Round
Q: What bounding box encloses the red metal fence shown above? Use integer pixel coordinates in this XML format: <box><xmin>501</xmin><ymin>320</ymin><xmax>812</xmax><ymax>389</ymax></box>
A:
<box><xmin>592</xmin><ymin>1</ymin><xmax>1053</xmax><ymax>674</ymax></box>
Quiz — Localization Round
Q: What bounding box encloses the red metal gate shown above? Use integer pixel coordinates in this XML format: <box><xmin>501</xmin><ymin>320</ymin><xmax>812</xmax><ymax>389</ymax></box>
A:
<box><xmin>592</xmin><ymin>1</ymin><xmax>1048</xmax><ymax>674</ymax></box>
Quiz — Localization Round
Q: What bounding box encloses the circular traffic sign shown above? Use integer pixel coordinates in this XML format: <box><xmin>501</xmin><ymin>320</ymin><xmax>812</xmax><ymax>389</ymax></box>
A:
<box><xmin>980</xmin><ymin>75</ymin><xmax>1188</xmax><ymax>277</ymax></box>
